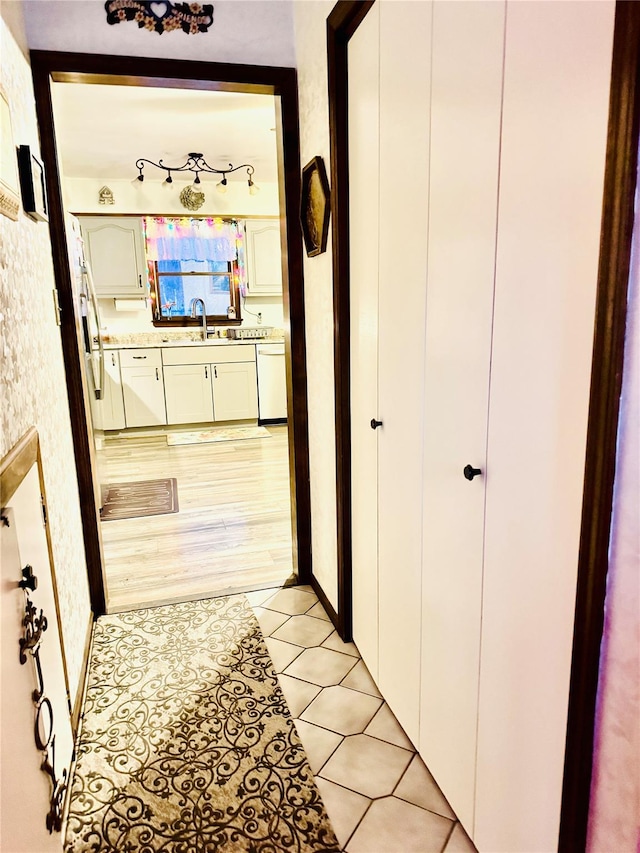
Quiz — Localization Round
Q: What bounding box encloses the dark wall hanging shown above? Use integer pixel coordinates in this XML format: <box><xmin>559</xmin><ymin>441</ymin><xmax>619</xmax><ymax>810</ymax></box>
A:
<box><xmin>104</xmin><ymin>1</ymin><xmax>214</xmax><ymax>35</ymax></box>
<box><xmin>301</xmin><ymin>156</ymin><xmax>331</xmax><ymax>257</ymax></box>
<box><xmin>17</xmin><ymin>145</ymin><xmax>48</xmax><ymax>222</ymax></box>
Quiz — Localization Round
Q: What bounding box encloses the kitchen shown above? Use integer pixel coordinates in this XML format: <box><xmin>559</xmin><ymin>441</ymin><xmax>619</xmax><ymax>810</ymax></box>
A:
<box><xmin>52</xmin><ymin>81</ymin><xmax>293</xmax><ymax>612</ymax></box>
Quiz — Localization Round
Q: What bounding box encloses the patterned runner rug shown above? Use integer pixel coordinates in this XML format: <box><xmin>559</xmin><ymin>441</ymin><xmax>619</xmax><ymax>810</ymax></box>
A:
<box><xmin>166</xmin><ymin>426</ymin><xmax>271</xmax><ymax>446</ymax></box>
<box><xmin>65</xmin><ymin>596</ymin><xmax>339</xmax><ymax>852</ymax></box>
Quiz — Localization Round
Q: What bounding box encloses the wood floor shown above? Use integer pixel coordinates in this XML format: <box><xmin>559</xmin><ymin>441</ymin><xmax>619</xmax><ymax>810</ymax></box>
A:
<box><xmin>98</xmin><ymin>425</ymin><xmax>293</xmax><ymax>613</ymax></box>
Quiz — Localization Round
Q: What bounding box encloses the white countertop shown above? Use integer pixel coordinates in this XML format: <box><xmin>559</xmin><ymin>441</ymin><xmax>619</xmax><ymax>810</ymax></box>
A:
<box><xmin>103</xmin><ymin>338</ymin><xmax>284</xmax><ymax>350</ymax></box>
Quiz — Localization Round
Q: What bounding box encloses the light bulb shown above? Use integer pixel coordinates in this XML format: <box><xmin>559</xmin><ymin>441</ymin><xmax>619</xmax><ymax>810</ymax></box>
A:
<box><xmin>162</xmin><ymin>174</ymin><xmax>174</xmax><ymax>190</ymax></box>
<box><xmin>249</xmin><ymin>182</ymin><xmax>260</xmax><ymax>196</ymax></box>
<box><xmin>131</xmin><ymin>173</ymin><xmax>144</xmax><ymax>187</ymax></box>
<box><xmin>216</xmin><ymin>177</ymin><xmax>228</xmax><ymax>194</ymax></box>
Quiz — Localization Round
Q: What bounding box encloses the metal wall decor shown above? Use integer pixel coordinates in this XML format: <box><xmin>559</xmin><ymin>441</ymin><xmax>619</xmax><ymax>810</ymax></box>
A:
<box><xmin>300</xmin><ymin>156</ymin><xmax>331</xmax><ymax>257</ymax></box>
<box><xmin>179</xmin><ymin>185</ymin><xmax>205</xmax><ymax>210</ymax></box>
<box><xmin>105</xmin><ymin>1</ymin><xmax>214</xmax><ymax>35</ymax></box>
<box><xmin>14</xmin><ymin>557</ymin><xmax>68</xmax><ymax>833</ymax></box>
<box><xmin>99</xmin><ymin>186</ymin><xmax>114</xmax><ymax>205</ymax></box>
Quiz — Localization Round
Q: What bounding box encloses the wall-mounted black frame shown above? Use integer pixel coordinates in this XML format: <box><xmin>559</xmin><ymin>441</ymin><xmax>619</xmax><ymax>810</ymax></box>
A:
<box><xmin>17</xmin><ymin>144</ymin><xmax>48</xmax><ymax>222</ymax></box>
<box><xmin>30</xmin><ymin>51</ymin><xmax>311</xmax><ymax>617</ymax></box>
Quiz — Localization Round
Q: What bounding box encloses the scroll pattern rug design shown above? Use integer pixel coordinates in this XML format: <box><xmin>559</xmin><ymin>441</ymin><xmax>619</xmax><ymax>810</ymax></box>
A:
<box><xmin>100</xmin><ymin>478</ymin><xmax>179</xmax><ymax>521</ymax></box>
<box><xmin>65</xmin><ymin>596</ymin><xmax>339</xmax><ymax>852</ymax></box>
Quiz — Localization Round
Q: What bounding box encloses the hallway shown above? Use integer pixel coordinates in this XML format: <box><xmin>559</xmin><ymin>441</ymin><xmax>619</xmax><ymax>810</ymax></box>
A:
<box><xmin>68</xmin><ymin>585</ymin><xmax>476</xmax><ymax>852</ymax></box>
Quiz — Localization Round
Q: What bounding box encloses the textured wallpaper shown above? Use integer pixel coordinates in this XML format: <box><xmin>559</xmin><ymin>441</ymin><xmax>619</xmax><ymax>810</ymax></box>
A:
<box><xmin>292</xmin><ymin>1</ymin><xmax>339</xmax><ymax>610</ymax></box>
<box><xmin>0</xmin><ymin>18</ymin><xmax>92</xmax><ymax>704</ymax></box>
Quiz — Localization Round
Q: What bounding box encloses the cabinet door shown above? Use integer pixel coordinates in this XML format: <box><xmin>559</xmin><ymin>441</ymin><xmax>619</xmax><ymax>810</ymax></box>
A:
<box><xmin>102</xmin><ymin>350</ymin><xmax>126</xmax><ymax>431</ymax></box>
<box><xmin>121</xmin><ymin>365</ymin><xmax>167</xmax><ymax>427</ymax></box>
<box><xmin>79</xmin><ymin>217</ymin><xmax>146</xmax><ymax>298</ymax></box>
<box><xmin>244</xmin><ymin>220</ymin><xmax>282</xmax><ymax>295</ymax></box>
<box><xmin>212</xmin><ymin>362</ymin><xmax>258</xmax><ymax>421</ymax></box>
<box><xmin>164</xmin><ymin>364</ymin><xmax>214</xmax><ymax>425</ymax></box>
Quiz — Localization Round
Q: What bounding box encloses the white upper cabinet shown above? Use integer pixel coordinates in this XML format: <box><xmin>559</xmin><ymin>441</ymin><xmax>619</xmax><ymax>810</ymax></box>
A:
<box><xmin>79</xmin><ymin>216</ymin><xmax>147</xmax><ymax>298</ymax></box>
<box><xmin>244</xmin><ymin>219</ymin><xmax>283</xmax><ymax>296</ymax></box>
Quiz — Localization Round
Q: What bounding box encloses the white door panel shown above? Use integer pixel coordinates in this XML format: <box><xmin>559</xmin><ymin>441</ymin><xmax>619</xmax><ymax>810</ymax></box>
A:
<box><xmin>377</xmin><ymin>0</ymin><xmax>433</xmax><ymax>746</ymax></box>
<box><xmin>419</xmin><ymin>0</ymin><xmax>505</xmax><ymax>831</ymax></box>
<box><xmin>348</xmin><ymin>2</ymin><xmax>380</xmax><ymax>680</ymax></box>
<box><xmin>475</xmin><ymin>3</ymin><xmax>614</xmax><ymax>850</ymax></box>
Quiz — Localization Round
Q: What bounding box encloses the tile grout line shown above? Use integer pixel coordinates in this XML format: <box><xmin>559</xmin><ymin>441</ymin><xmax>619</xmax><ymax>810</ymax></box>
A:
<box><xmin>253</xmin><ymin>590</ymin><xmax>463</xmax><ymax>852</ymax></box>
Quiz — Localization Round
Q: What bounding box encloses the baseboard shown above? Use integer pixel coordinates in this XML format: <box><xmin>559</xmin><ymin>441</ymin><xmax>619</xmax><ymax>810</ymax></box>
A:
<box><xmin>258</xmin><ymin>417</ymin><xmax>287</xmax><ymax>426</ymax></box>
<box><xmin>71</xmin><ymin>613</ymin><xmax>95</xmax><ymax>733</ymax></box>
<box><xmin>309</xmin><ymin>574</ymin><xmax>340</xmax><ymax>633</ymax></box>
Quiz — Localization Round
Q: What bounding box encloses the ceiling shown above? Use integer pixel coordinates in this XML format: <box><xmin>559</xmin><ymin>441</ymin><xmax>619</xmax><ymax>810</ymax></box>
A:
<box><xmin>51</xmin><ymin>83</ymin><xmax>279</xmax><ymax>183</ymax></box>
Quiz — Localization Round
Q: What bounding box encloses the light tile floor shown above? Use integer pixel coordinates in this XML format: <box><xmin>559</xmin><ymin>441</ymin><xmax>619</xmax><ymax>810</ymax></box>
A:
<box><xmin>245</xmin><ymin>585</ymin><xmax>478</xmax><ymax>853</ymax></box>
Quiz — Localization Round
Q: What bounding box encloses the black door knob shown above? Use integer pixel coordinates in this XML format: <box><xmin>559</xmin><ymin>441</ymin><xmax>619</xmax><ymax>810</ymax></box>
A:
<box><xmin>370</xmin><ymin>418</ymin><xmax>383</xmax><ymax>430</ymax></box>
<box><xmin>463</xmin><ymin>464</ymin><xmax>482</xmax><ymax>481</ymax></box>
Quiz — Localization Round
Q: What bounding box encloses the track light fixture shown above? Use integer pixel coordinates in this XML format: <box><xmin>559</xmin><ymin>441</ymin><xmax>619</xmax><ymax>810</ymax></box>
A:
<box><xmin>134</xmin><ymin>153</ymin><xmax>259</xmax><ymax>195</ymax></box>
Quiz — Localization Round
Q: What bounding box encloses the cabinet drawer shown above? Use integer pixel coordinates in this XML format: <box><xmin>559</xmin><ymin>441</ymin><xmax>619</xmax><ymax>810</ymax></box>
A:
<box><xmin>119</xmin><ymin>348</ymin><xmax>163</xmax><ymax>368</ymax></box>
<box><xmin>161</xmin><ymin>345</ymin><xmax>256</xmax><ymax>365</ymax></box>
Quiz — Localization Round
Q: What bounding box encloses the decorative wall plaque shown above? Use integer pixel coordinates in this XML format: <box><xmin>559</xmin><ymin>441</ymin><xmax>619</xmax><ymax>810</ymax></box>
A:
<box><xmin>99</xmin><ymin>186</ymin><xmax>114</xmax><ymax>205</ymax></box>
<box><xmin>300</xmin><ymin>156</ymin><xmax>331</xmax><ymax>257</ymax></box>
<box><xmin>104</xmin><ymin>1</ymin><xmax>214</xmax><ymax>35</ymax></box>
<box><xmin>179</xmin><ymin>185</ymin><xmax>205</xmax><ymax>211</ymax></box>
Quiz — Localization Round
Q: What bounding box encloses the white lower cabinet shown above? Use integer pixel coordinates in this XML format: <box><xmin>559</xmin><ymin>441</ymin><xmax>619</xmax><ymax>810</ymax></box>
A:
<box><xmin>102</xmin><ymin>350</ymin><xmax>126</xmax><ymax>430</ymax></box>
<box><xmin>164</xmin><ymin>364</ymin><xmax>214</xmax><ymax>425</ymax></box>
<box><xmin>120</xmin><ymin>349</ymin><xmax>167</xmax><ymax>428</ymax></box>
<box><xmin>161</xmin><ymin>345</ymin><xmax>258</xmax><ymax>424</ymax></box>
<box><xmin>212</xmin><ymin>361</ymin><xmax>258</xmax><ymax>421</ymax></box>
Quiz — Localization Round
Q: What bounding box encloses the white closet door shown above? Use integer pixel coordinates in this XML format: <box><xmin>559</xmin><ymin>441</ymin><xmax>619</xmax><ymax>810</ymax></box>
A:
<box><xmin>475</xmin><ymin>2</ymin><xmax>615</xmax><ymax>851</ymax></box>
<box><xmin>377</xmin><ymin>0</ymin><xmax>433</xmax><ymax>744</ymax></box>
<box><xmin>419</xmin><ymin>1</ymin><xmax>505</xmax><ymax>832</ymax></box>
<box><xmin>349</xmin><ymin>3</ymin><xmax>381</xmax><ymax>679</ymax></box>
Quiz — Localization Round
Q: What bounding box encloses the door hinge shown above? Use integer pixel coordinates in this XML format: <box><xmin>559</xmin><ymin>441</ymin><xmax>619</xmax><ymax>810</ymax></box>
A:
<box><xmin>40</xmin><ymin>496</ymin><xmax>47</xmax><ymax>526</ymax></box>
<box><xmin>52</xmin><ymin>289</ymin><xmax>62</xmax><ymax>326</ymax></box>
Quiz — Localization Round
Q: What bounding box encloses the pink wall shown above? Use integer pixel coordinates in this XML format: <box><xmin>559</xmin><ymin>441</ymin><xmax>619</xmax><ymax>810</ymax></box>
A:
<box><xmin>587</xmin><ymin>169</ymin><xmax>640</xmax><ymax>852</ymax></box>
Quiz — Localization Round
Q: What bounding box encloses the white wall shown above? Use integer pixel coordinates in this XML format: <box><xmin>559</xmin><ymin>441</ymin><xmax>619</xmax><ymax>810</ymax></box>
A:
<box><xmin>20</xmin><ymin>0</ymin><xmax>296</xmax><ymax>66</ymax></box>
<box><xmin>64</xmin><ymin>177</ymin><xmax>280</xmax><ymax>218</ymax></box>
<box><xmin>0</xmin><ymin>14</ymin><xmax>91</xmax><ymax>706</ymax></box>
<box><xmin>292</xmin><ymin>0</ymin><xmax>338</xmax><ymax>610</ymax></box>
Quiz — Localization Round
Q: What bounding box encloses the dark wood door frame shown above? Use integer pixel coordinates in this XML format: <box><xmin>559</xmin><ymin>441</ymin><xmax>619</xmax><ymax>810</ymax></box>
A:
<box><xmin>30</xmin><ymin>51</ymin><xmax>311</xmax><ymax>618</ymax></box>
<box><xmin>559</xmin><ymin>3</ymin><xmax>640</xmax><ymax>849</ymax></box>
<box><xmin>327</xmin><ymin>0</ymin><xmax>375</xmax><ymax>641</ymax></box>
<box><xmin>328</xmin><ymin>0</ymin><xmax>638</xmax><ymax>846</ymax></box>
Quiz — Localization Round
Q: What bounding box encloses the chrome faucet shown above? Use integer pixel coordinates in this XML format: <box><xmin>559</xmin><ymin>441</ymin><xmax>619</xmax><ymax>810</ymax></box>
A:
<box><xmin>189</xmin><ymin>297</ymin><xmax>207</xmax><ymax>341</ymax></box>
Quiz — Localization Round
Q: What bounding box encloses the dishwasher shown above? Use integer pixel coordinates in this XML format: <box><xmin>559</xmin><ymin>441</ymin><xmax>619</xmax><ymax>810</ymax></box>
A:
<box><xmin>256</xmin><ymin>343</ymin><xmax>287</xmax><ymax>422</ymax></box>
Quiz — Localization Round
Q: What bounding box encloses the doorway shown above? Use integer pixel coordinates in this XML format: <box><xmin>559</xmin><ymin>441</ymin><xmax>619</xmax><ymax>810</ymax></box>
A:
<box><xmin>31</xmin><ymin>52</ymin><xmax>311</xmax><ymax>618</ymax></box>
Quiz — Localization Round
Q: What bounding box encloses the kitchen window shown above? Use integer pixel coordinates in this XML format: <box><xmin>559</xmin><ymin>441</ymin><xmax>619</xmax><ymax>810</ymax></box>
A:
<box><xmin>149</xmin><ymin>259</ymin><xmax>242</xmax><ymax>326</ymax></box>
<box><xmin>145</xmin><ymin>216</ymin><xmax>243</xmax><ymax>327</ymax></box>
